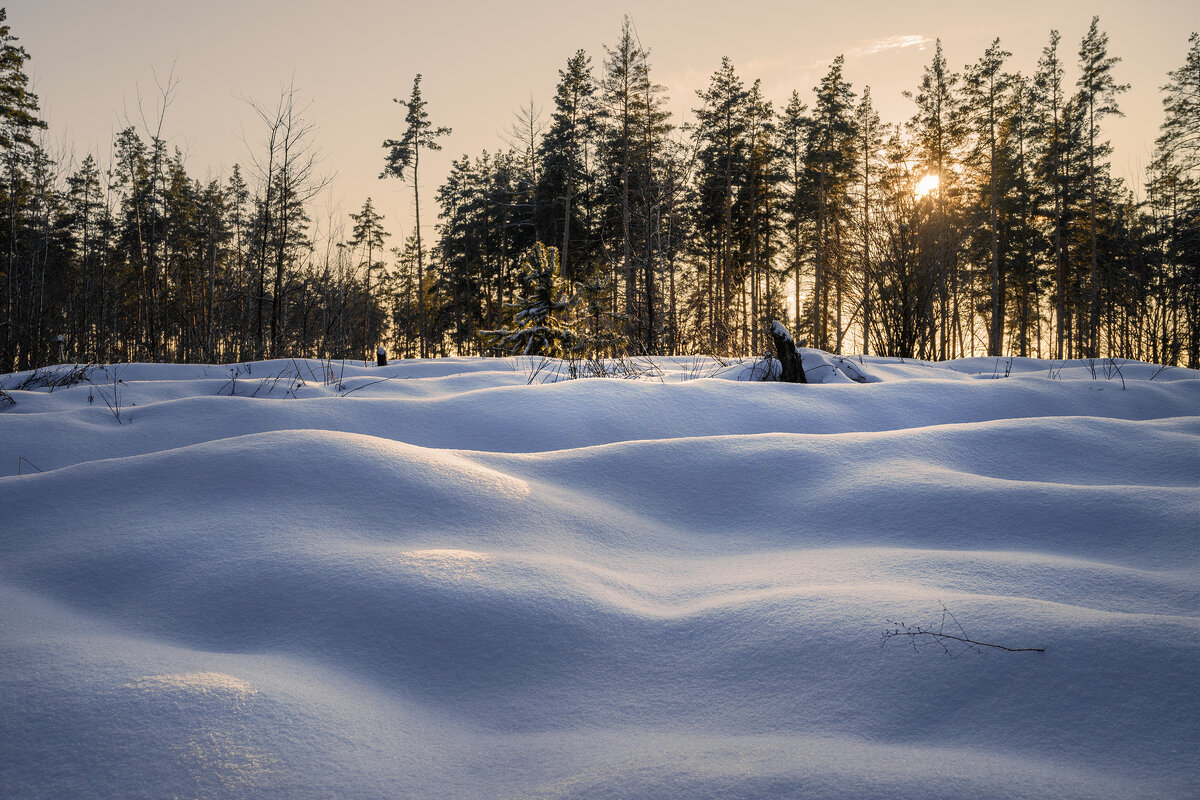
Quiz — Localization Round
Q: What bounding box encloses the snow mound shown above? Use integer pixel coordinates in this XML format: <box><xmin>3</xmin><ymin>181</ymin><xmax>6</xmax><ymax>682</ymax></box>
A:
<box><xmin>1</xmin><ymin>354</ymin><xmax>1197</xmax><ymax>799</ymax></box>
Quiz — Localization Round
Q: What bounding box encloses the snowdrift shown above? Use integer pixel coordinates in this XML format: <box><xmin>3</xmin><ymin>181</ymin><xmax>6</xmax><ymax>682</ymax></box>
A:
<box><xmin>1</xmin><ymin>354</ymin><xmax>1197</xmax><ymax>799</ymax></box>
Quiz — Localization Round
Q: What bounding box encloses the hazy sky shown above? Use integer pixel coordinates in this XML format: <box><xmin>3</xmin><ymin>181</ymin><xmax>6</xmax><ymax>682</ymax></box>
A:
<box><xmin>10</xmin><ymin>0</ymin><xmax>1199</xmax><ymax>246</ymax></box>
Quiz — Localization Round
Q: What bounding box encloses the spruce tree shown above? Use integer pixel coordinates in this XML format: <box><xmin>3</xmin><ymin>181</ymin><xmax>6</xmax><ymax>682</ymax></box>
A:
<box><xmin>224</xmin><ymin>165</ymin><xmax>251</xmax><ymax>359</ymax></box>
<box><xmin>537</xmin><ymin>50</ymin><xmax>599</xmax><ymax>282</ymax></box>
<box><xmin>482</xmin><ymin>243</ymin><xmax>580</xmax><ymax>357</ymax></box>
<box><xmin>349</xmin><ymin>197</ymin><xmax>389</xmax><ymax>360</ymax></box>
<box><xmin>436</xmin><ymin>153</ymin><xmax>486</xmax><ymax>354</ymax></box>
<box><xmin>63</xmin><ymin>155</ymin><xmax>107</xmax><ymax>360</ymax></box>
<box><xmin>807</xmin><ymin>56</ymin><xmax>857</xmax><ymax>353</ymax></box>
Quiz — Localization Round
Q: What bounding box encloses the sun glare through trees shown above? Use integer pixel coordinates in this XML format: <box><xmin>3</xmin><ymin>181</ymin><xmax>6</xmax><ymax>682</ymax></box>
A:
<box><xmin>914</xmin><ymin>174</ymin><xmax>941</xmax><ymax>199</ymax></box>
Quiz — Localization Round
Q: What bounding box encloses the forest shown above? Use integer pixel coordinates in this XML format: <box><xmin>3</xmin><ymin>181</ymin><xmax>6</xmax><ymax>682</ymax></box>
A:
<box><xmin>0</xmin><ymin>11</ymin><xmax>1197</xmax><ymax>373</ymax></box>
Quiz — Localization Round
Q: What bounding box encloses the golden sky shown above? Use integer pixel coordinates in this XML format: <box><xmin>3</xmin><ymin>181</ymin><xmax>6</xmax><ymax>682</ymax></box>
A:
<box><xmin>12</xmin><ymin>0</ymin><xmax>1199</xmax><ymax>246</ymax></box>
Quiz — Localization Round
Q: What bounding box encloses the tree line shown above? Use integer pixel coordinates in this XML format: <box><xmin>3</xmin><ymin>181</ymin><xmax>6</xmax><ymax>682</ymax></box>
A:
<box><xmin>1</xmin><ymin>11</ymin><xmax>1196</xmax><ymax>372</ymax></box>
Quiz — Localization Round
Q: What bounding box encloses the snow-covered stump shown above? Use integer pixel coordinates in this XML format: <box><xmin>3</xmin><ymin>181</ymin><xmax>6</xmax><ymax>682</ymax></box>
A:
<box><xmin>377</xmin><ymin>346</ymin><xmax>387</xmax><ymax>367</ymax></box>
<box><xmin>770</xmin><ymin>320</ymin><xmax>807</xmax><ymax>383</ymax></box>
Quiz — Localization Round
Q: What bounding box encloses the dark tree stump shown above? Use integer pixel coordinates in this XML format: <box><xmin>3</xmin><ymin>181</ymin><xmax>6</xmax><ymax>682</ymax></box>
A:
<box><xmin>770</xmin><ymin>320</ymin><xmax>807</xmax><ymax>383</ymax></box>
<box><xmin>377</xmin><ymin>346</ymin><xmax>388</xmax><ymax>366</ymax></box>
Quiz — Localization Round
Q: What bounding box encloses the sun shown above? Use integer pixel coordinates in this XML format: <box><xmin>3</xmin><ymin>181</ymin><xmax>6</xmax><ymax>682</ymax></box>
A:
<box><xmin>914</xmin><ymin>173</ymin><xmax>940</xmax><ymax>199</ymax></box>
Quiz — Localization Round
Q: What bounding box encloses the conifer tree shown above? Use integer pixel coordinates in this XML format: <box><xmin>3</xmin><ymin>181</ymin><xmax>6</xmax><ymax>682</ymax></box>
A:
<box><xmin>1150</xmin><ymin>32</ymin><xmax>1200</xmax><ymax>367</ymax></box>
<box><xmin>63</xmin><ymin>154</ymin><xmax>107</xmax><ymax>360</ymax></box>
<box><xmin>113</xmin><ymin>126</ymin><xmax>154</xmax><ymax>355</ymax></box>
<box><xmin>777</xmin><ymin>91</ymin><xmax>809</xmax><ymax>336</ymax></box>
<box><xmin>598</xmin><ymin>18</ymin><xmax>669</xmax><ymax>350</ymax></box>
<box><xmin>693</xmin><ymin>56</ymin><xmax>750</xmax><ymax>352</ymax></box>
<box><xmin>853</xmin><ymin>87</ymin><xmax>885</xmax><ymax>354</ymax></box>
<box><xmin>807</xmin><ymin>56</ymin><xmax>857</xmax><ymax>353</ymax></box>
<box><xmin>349</xmin><ymin>197</ymin><xmax>389</xmax><ymax>360</ymax></box>
<box><xmin>382</xmin><ymin>74</ymin><xmax>451</xmax><ymax>358</ymax></box>
<box><xmin>482</xmin><ymin>243</ymin><xmax>580</xmax><ymax>357</ymax></box>
<box><xmin>1076</xmin><ymin>16</ymin><xmax>1128</xmax><ymax>357</ymax></box>
<box><xmin>741</xmin><ymin>79</ymin><xmax>779</xmax><ymax>353</ymax></box>
<box><xmin>1032</xmin><ymin>30</ymin><xmax>1073</xmax><ymax>358</ymax></box>
<box><xmin>963</xmin><ymin>38</ymin><xmax>1013</xmax><ymax>355</ymax></box>
<box><xmin>196</xmin><ymin>177</ymin><xmax>228</xmax><ymax>362</ymax></box>
<box><xmin>0</xmin><ymin>9</ymin><xmax>43</xmax><ymax>151</ymax></box>
<box><xmin>224</xmin><ymin>164</ymin><xmax>251</xmax><ymax>359</ymax></box>
<box><xmin>0</xmin><ymin>7</ymin><xmax>47</xmax><ymax>371</ymax></box>
<box><xmin>1156</xmin><ymin>33</ymin><xmax>1200</xmax><ymax>176</ymax></box>
<box><xmin>537</xmin><ymin>50</ymin><xmax>599</xmax><ymax>281</ymax></box>
<box><xmin>1000</xmin><ymin>74</ymin><xmax>1046</xmax><ymax>357</ymax></box>
<box><xmin>906</xmin><ymin>40</ymin><xmax>966</xmax><ymax>359</ymax></box>
<box><xmin>436</xmin><ymin>153</ymin><xmax>484</xmax><ymax>354</ymax></box>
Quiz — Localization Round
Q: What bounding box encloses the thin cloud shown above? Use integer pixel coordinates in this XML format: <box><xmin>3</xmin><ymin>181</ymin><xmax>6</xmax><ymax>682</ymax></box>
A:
<box><xmin>769</xmin><ymin>34</ymin><xmax>934</xmax><ymax>92</ymax></box>
<box><xmin>854</xmin><ymin>34</ymin><xmax>933</xmax><ymax>59</ymax></box>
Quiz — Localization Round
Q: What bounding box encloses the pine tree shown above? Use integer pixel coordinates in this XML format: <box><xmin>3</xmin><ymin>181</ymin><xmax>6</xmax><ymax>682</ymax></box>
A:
<box><xmin>161</xmin><ymin>148</ymin><xmax>203</xmax><ymax>360</ymax></box>
<box><xmin>0</xmin><ymin>9</ymin><xmax>44</xmax><ymax>151</ymax></box>
<box><xmin>692</xmin><ymin>56</ymin><xmax>750</xmax><ymax>352</ymax></box>
<box><xmin>741</xmin><ymin>80</ymin><xmax>780</xmax><ymax>354</ymax></box>
<box><xmin>963</xmin><ymin>38</ymin><xmax>1013</xmax><ymax>355</ymax></box>
<box><xmin>598</xmin><ymin>18</ymin><xmax>670</xmax><ymax>351</ymax></box>
<box><xmin>1156</xmin><ymin>32</ymin><xmax>1200</xmax><ymax>176</ymax></box>
<box><xmin>777</xmin><ymin>91</ymin><xmax>810</xmax><ymax>338</ymax></box>
<box><xmin>0</xmin><ymin>7</ymin><xmax>47</xmax><ymax>370</ymax></box>
<box><xmin>1032</xmin><ymin>30</ymin><xmax>1073</xmax><ymax>358</ymax></box>
<box><xmin>1076</xmin><ymin>16</ymin><xmax>1128</xmax><ymax>357</ymax></box>
<box><xmin>853</xmin><ymin>87</ymin><xmax>886</xmax><ymax>354</ymax></box>
<box><xmin>382</xmin><ymin>74</ymin><xmax>451</xmax><ymax>358</ymax></box>
<box><xmin>1000</xmin><ymin>74</ymin><xmax>1046</xmax><ymax>357</ymax></box>
<box><xmin>112</xmin><ymin>126</ymin><xmax>155</xmax><ymax>357</ymax></box>
<box><xmin>1150</xmin><ymin>33</ymin><xmax>1200</xmax><ymax>367</ymax></box>
<box><xmin>906</xmin><ymin>41</ymin><xmax>968</xmax><ymax>359</ymax></box>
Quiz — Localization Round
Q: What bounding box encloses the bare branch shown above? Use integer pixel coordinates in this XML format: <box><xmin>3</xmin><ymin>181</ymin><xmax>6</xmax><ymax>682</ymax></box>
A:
<box><xmin>882</xmin><ymin>602</ymin><xmax>1045</xmax><ymax>656</ymax></box>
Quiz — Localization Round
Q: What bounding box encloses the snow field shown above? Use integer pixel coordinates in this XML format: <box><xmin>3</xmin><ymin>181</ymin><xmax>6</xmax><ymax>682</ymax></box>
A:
<box><xmin>1</xmin><ymin>354</ymin><xmax>1197</xmax><ymax>798</ymax></box>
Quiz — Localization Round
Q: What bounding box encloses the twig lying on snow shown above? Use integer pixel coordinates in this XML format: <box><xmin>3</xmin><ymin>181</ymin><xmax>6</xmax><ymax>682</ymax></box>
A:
<box><xmin>882</xmin><ymin>602</ymin><xmax>1044</xmax><ymax>656</ymax></box>
<box><xmin>17</xmin><ymin>456</ymin><xmax>43</xmax><ymax>475</ymax></box>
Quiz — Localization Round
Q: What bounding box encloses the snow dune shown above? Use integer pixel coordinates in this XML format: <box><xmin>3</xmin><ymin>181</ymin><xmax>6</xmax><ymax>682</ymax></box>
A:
<box><xmin>1</xmin><ymin>354</ymin><xmax>1197</xmax><ymax>799</ymax></box>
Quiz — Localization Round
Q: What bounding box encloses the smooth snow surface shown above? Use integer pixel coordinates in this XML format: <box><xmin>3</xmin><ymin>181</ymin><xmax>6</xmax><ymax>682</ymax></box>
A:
<box><xmin>2</xmin><ymin>354</ymin><xmax>1197</xmax><ymax>799</ymax></box>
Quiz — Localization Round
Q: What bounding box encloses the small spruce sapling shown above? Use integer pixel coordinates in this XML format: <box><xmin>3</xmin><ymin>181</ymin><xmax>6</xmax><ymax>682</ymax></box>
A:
<box><xmin>482</xmin><ymin>243</ymin><xmax>582</xmax><ymax>358</ymax></box>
